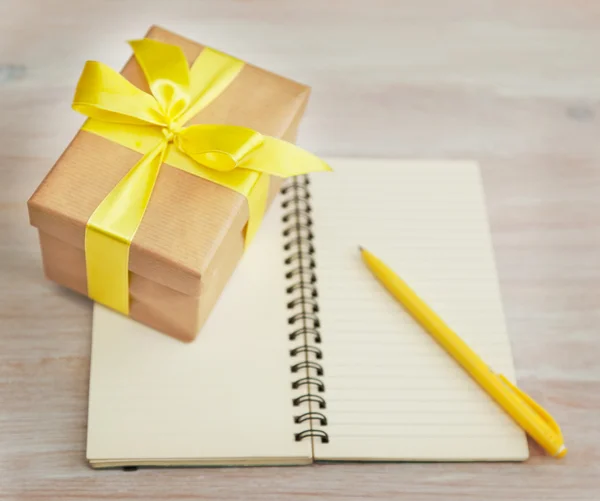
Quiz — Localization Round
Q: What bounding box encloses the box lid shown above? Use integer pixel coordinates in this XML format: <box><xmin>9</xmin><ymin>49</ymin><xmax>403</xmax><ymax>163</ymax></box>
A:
<box><xmin>27</xmin><ymin>26</ymin><xmax>310</xmax><ymax>297</ymax></box>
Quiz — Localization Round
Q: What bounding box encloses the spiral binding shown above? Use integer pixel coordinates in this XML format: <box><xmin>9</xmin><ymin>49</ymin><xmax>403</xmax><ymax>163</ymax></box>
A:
<box><xmin>282</xmin><ymin>175</ymin><xmax>329</xmax><ymax>444</ymax></box>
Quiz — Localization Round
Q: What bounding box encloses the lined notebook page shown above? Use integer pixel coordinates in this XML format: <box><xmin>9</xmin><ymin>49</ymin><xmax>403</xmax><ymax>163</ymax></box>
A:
<box><xmin>310</xmin><ymin>159</ymin><xmax>529</xmax><ymax>461</ymax></box>
<box><xmin>87</xmin><ymin>202</ymin><xmax>312</xmax><ymax>467</ymax></box>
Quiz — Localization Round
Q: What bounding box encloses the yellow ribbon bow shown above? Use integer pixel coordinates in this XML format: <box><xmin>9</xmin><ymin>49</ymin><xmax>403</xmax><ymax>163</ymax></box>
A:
<box><xmin>73</xmin><ymin>38</ymin><xmax>330</xmax><ymax>316</ymax></box>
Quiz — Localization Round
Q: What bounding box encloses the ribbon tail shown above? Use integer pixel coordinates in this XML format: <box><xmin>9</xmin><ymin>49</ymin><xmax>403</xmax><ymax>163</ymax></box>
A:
<box><xmin>85</xmin><ymin>141</ymin><xmax>167</xmax><ymax>314</ymax></box>
<box><xmin>240</xmin><ymin>136</ymin><xmax>332</xmax><ymax>177</ymax></box>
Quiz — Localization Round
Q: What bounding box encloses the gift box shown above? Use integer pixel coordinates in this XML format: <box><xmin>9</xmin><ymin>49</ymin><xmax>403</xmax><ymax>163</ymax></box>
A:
<box><xmin>27</xmin><ymin>26</ymin><xmax>328</xmax><ymax>341</ymax></box>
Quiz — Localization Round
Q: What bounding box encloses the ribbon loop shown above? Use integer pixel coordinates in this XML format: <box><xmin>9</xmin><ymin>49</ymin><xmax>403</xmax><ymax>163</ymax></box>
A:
<box><xmin>129</xmin><ymin>39</ymin><xmax>191</xmax><ymax>121</ymax></box>
<box><xmin>178</xmin><ymin>48</ymin><xmax>245</xmax><ymax>125</ymax></box>
<box><xmin>73</xmin><ymin>61</ymin><xmax>166</xmax><ymax>125</ymax></box>
<box><xmin>177</xmin><ymin>125</ymin><xmax>264</xmax><ymax>172</ymax></box>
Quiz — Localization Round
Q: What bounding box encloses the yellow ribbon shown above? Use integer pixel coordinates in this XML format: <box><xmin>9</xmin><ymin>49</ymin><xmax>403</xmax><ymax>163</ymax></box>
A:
<box><xmin>72</xmin><ymin>38</ymin><xmax>330</xmax><ymax>315</ymax></box>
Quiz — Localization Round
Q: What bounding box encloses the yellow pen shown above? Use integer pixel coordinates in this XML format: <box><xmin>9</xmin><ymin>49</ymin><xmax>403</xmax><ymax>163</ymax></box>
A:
<box><xmin>360</xmin><ymin>246</ymin><xmax>567</xmax><ymax>458</ymax></box>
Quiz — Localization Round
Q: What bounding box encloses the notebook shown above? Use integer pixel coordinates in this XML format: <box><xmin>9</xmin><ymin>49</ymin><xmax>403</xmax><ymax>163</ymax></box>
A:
<box><xmin>86</xmin><ymin>159</ymin><xmax>529</xmax><ymax>468</ymax></box>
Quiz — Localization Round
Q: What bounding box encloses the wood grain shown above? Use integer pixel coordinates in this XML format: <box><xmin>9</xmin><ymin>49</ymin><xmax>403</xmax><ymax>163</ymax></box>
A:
<box><xmin>1</xmin><ymin>0</ymin><xmax>599</xmax><ymax>499</ymax></box>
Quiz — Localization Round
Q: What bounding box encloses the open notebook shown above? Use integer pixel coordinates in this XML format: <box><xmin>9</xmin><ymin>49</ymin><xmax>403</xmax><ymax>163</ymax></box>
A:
<box><xmin>87</xmin><ymin>159</ymin><xmax>529</xmax><ymax>467</ymax></box>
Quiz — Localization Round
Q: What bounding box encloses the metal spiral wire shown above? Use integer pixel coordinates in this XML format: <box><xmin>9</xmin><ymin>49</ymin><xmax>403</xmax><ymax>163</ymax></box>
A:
<box><xmin>282</xmin><ymin>175</ymin><xmax>329</xmax><ymax>444</ymax></box>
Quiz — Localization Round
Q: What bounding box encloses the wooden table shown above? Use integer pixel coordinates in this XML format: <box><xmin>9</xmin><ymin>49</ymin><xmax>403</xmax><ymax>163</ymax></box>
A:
<box><xmin>1</xmin><ymin>1</ymin><xmax>599</xmax><ymax>499</ymax></box>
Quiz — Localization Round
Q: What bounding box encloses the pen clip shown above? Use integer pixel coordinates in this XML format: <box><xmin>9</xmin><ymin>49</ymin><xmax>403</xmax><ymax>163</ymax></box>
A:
<box><xmin>497</xmin><ymin>374</ymin><xmax>564</xmax><ymax>442</ymax></box>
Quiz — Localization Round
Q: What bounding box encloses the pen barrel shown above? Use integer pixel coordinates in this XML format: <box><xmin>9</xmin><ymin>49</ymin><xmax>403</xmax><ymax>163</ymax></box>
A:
<box><xmin>408</xmin><ymin>296</ymin><xmax>564</xmax><ymax>456</ymax></box>
<box><xmin>362</xmin><ymin>250</ymin><xmax>565</xmax><ymax>457</ymax></box>
<box><xmin>405</xmin><ymin>290</ymin><xmax>564</xmax><ymax>456</ymax></box>
<box><xmin>484</xmin><ymin>376</ymin><xmax>565</xmax><ymax>457</ymax></box>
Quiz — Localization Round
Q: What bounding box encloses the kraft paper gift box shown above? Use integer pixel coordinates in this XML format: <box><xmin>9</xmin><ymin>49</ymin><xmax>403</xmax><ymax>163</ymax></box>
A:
<box><xmin>27</xmin><ymin>26</ymin><xmax>326</xmax><ymax>342</ymax></box>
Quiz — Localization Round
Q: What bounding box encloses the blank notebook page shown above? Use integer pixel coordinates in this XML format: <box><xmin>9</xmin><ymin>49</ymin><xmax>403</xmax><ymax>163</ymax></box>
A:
<box><xmin>310</xmin><ymin>159</ymin><xmax>529</xmax><ymax>461</ymax></box>
<box><xmin>87</xmin><ymin>202</ymin><xmax>312</xmax><ymax>466</ymax></box>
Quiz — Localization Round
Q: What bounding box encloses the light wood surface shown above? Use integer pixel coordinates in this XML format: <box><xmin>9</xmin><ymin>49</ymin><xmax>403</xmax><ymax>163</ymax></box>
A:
<box><xmin>1</xmin><ymin>1</ymin><xmax>599</xmax><ymax>499</ymax></box>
